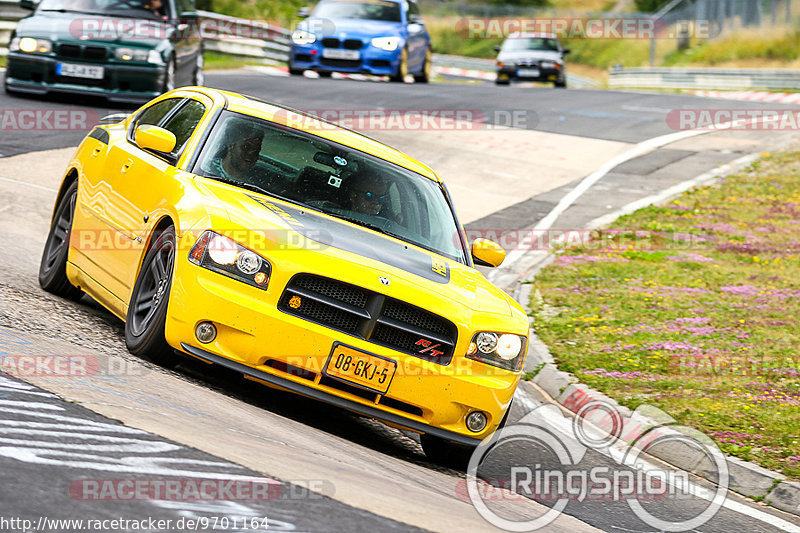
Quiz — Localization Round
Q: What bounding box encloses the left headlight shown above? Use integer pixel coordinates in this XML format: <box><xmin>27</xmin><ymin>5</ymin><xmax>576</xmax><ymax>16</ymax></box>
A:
<box><xmin>371</xmin><ymin>36</ymin><xmax>401</xmax><ymax>51</ymax></box>
<box><xmin>466</xmin><ymin>332</ymin><xmax>527</xmax><ymax>371</ymax></box>
<box><xmin>188</xmin><ymin>231</ymin><xmax>271</xmax><ymax>290</ymax></box>
<box><xmin>10</xmin><ymin>37</ymin><xmax>52</xmax><ymax>54</ymax></box>
<box><xmin>291</xmin><ymin>30</ymin><xmax>317</xmax><ymax>45</ymax></box>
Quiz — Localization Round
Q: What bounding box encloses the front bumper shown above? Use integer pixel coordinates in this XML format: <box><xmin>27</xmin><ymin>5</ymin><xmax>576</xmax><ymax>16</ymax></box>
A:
<box><xmin>165</xmin><ymin>236</ymin><xmax>522</xmax><ymax>444</ymax></box>
<box><xmin>497</xmin><ymin>65</ymin><xmax>564</xmax><ymax>83</ymax></box>
<box><xmin>290</xmin><ymin>44</ymin><xmax>400</xmax><ymax>76</ymax></box>
<box><xmin>4</xmin><ymin>52</ymin><xmax>164</xmax><ymax>103</ymax></box>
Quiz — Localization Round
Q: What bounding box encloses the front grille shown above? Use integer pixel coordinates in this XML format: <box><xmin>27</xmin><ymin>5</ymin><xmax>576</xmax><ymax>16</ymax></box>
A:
<box><xmin>56</xmin><ymin>43</ymin><xmax>108</xmax><ymax>61</ymax></box>
<box><xmin>57</xmin><ymin>44</ymin><xmax>81</xmax><ymax>58</ymax></box>
<box><xmin>343</xmin><ymin>39</ymin><xmax>362</xmax><ymax>49</ymax></box>
<box><xmin>516</xmin><ymin>60</ymin><xmax>540</xmax><ymax>68</ymax></box>
<box><xmin>293</xmin><ymin>275</ymin><xmax>368</xmax><ymax>308</ymax></box>
<box><xmin>279</xmin><ymin>273</ymin><xmax>457</xmax><ymax>364</ymax></box>
<box><xmin>278</xmin><ymin>294</ymin><xmax>361</xmax><ymax>333</ymax></box>
<box><xmin>84</xmin><ymin>46</ymin><xmax>107</xmax><ymax>60</ymax></box>
<box><xmin>321</xmin><ymin>37</ymin><xmax>340</xmax><ymax>48</ymax></box>
<box><xmin>320</xmin><ymin>58</ymin><xmax>362</xmax><ymax>69</ymax></box>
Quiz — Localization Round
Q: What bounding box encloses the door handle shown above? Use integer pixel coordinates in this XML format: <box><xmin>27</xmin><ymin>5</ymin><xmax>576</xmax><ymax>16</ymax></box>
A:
<box><xmin>121</xmin><ymin>158</ymin><xmax>133</xmax><ymax>174</ymax></box>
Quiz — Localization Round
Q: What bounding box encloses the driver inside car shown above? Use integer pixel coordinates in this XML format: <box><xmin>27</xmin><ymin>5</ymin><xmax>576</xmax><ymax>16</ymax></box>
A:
<box><xmin>345</xmin><ymin>172</ymin><xmax>392</xmax><ymax>217</ymax></box>
<box><xmin>204</xmin><ymin>119</ymin><xmax>264</xmax><ymax>182</ymax></box>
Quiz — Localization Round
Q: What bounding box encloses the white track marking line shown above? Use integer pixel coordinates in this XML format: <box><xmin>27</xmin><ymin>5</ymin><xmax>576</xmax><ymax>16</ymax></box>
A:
<box><xmin>490</xmin><ymin>118</ymin><xmax>766</xmax><ymax>281</ymax></box>
<box><xmin>0</xmin><ymin>176</ymin><xmax>57</xmax><ymax>192</ymax></box>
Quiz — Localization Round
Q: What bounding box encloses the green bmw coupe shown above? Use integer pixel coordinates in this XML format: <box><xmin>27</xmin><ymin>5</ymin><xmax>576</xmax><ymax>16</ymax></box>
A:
<box><xmin>4</xmin><ymin>0</ymin><xmax>203</xmax><ymax>103</ymax></box>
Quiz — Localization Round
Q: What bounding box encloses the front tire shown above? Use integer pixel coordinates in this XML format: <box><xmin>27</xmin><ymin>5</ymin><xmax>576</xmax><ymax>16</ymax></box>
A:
<box><xmin>125</xmin><ymin>225</ymin><xmax>179</xmax><ymax>367</ymax></box>
<box><xmin>413</xmin><ymin>47</ymin><xmax>431</xmax><ymax>83</ymax></box>
<box><xmin>162</xmin><ymin>56</ymin><xmax>176</xmax><ymax>93</ymax></box>
<box><xmin>39</xmin><ymin>181</ymin><xmax>83</xmax><ymax>301</ymax></box>
<box><xmin>390</xmin><ymin>48</ymin><xmax>408</xmax><ymax>82</ymax></box>
<box><xmin>192</xmin><ymin>52</ymin><xmax>204</xmax><ymax>86</ymax></box>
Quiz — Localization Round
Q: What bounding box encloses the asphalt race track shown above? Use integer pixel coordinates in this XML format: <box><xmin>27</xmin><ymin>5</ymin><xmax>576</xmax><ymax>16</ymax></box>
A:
<box><xmin>1</xmin><ymin>70</ymin><xmax>800</xmax><ymax>532</ymax></box>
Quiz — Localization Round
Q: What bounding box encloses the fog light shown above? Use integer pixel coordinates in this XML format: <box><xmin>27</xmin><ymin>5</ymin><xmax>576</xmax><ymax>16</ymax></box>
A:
<box><xmin>466</xmin><ymin>411</ymin><xmax>488</xmax><ymax>433</ymax></box>
<box><xmin>195</xmin><ymin>321</ymin><xmax>217</xmax><ymax>344</ymax></box>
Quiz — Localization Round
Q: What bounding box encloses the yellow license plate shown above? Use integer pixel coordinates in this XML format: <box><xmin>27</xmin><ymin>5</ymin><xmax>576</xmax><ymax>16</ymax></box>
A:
<box><xmin>325</xmin><ymin>344</ymin><xmax>396</xmax><ymax>394</ymax></box>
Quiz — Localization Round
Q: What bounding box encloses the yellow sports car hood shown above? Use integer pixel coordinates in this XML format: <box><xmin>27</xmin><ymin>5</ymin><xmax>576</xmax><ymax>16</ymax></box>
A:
<box><xmin>195</xmin><ymin>179</ymin><xmax>516</xmax><ymax>317</ymax></box>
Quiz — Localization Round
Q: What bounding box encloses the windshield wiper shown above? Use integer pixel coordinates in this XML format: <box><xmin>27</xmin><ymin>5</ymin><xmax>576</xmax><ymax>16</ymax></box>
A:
<box><xmin>333</xmin><ymin>214</ymin><xmax>404</xmax><ymax>239</ymax></box>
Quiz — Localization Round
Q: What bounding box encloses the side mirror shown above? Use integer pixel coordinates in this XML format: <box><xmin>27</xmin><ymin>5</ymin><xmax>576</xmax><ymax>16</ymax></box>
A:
<box><xmin>135</xmin><ymin>125</ymin><xmax>176</xmax><ymax>154</ymax></box>
<box><xmin>493</xmin><ymin>44</ymin><xmax>501</xmax><ymax>52</ymax></box>
<box><xmin>562</xmin><ymin>48</ymin><xmax>571</xmax><ymax>55</ymax></box>
<box><xmin>298</xmin><ymin>6</ymin><xmax>310</xmax><ymax>18</ymax></box>
<box><xmin>19</xmin><ymin>0</ymin><xmax>34</xmax><ymax>9</ymax></box>
<box><xmin>472</xmin><ymin>238</ymin><xmax>505</xmax><ymax>267</ymax></box>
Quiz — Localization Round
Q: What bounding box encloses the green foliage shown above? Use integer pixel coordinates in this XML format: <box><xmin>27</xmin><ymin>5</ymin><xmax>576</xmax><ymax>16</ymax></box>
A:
<box><xmin>633</xmin><ymin>0</ymin><xmax>671</xmax><ymax>12</ymax></box>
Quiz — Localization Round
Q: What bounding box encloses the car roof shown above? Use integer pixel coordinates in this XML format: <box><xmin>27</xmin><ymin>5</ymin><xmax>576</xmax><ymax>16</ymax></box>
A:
<box><xmin>203</xmin><ymin>88</ymin><xmax>440</xmax><ymax>183</ymax></box>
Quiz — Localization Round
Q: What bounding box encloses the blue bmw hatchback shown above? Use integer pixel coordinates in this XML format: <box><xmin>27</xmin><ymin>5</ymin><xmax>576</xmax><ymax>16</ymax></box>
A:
<box><xmin>289</xmin><ymin>0</ymin><xmax>431</xmax><ymax>82</ymax></box>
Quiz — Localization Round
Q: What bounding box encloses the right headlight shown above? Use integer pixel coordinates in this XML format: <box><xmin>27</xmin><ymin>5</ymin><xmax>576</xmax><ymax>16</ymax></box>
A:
<box><xmin>291</xmin><ymin>30</ymin><xmax>316</xmax><ymax>45</ymax></box>
<box><xmin>466</xmin><ymin>332</ymin><xmax>527</xmax><ymax>371</ymax></box>
<box><xmin>10</xmin><ymin>37</ymin><xmax>52</xmax><ymax>54</ymax></box>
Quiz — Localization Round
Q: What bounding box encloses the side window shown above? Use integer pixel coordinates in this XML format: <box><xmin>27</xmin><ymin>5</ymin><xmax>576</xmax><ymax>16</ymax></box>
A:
<box><xmin>130</xmin><ymin>98</ymin><xmax>183</xmax><ymax>142</ymax></box>
<box><xmin>407</xmin><ymin>1</ymin><xmax>420</xmax><ymax>17</ymax></box>
<box><xmin>160</xmin><ymin>99</ymin><xmax>206</xmax><ymax>155</ymax></box>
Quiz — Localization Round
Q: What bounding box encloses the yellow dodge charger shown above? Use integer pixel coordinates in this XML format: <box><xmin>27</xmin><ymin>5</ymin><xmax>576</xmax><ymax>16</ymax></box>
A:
<box><xmin>39</xmin><ymin>87</ymin><xmax>529</xmax><ymax>462</ymax></box>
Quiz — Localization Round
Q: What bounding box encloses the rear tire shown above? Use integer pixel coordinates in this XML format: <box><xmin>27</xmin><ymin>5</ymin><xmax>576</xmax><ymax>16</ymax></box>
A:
<box><xmin>39</xmin><ymin>181</ymin><xmax>83</xmax><ymax>301</ymax></box>
<box><xmin>125</xmin><ymin>225</ymin><xmax>179</xmax><ymax>367</ymax></box>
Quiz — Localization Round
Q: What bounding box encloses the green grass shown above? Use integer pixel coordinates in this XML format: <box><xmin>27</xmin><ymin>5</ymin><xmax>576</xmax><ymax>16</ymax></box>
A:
<box><xmin>203</xmin><ymin>51</ymin><xmax>270</xmax><ymax>71</ymax></box>
<box><xmin>531</xmin><ymin>150</ymin><xmax>800</xmax><ymax>479</ymax></box>
<box><xmin>663</xmin><ymin>27</ymin><xmax>800</xmax><ymax>66</ymax></box>
<box><xmin>0</xmin><ymin>56</ymin><xmax>6</xmax><ymax>68</ymax></box>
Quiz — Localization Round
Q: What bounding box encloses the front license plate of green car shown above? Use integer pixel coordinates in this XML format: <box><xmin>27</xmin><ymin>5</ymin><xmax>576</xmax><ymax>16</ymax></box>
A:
<box><xmin>57</xmin><ymin>62</ymin><xmax>104</xmax><ymax>79</ymax></box>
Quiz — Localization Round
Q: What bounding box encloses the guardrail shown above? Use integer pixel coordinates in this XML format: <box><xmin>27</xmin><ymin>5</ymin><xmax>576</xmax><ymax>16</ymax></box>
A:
<box><xmin>609</xmin><ymin>67</ymin><xmax>800</xmax><ymax>92</ymax></box>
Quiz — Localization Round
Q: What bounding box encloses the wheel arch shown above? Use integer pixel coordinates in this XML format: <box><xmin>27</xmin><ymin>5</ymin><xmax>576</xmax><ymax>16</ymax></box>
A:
<box><xmin>51</xmin><ymin>168</ymin><xmax>79</xmax><ymax>223</ymax></box>
<box><xmin>131</xmin><ymin>214</ymin><xmax>177</xmax><ymax>298</ymax></box>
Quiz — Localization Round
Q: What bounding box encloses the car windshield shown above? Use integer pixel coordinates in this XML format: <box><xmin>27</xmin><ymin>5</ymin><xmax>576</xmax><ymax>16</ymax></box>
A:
<box><xmin>502</xmin><ymin>37</ymin><xmax>559</xmax><ymax>52</ymax></box>
<box><xmin>38</xmin><ymin>0</ymin><xmax>166</xmax><ymax>18</ymax></box>
<box><xmin>313</xmin><ymin>0</ymin><xmax>401</xmax><ymax>22</ymax></box>
<box><xmin>193</xmin><ymin>111</ymin><xmax>467</xmax><ymax>263</ymax></box>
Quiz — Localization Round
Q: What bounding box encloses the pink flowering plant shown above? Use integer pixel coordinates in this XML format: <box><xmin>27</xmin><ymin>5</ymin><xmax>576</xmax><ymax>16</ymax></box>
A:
<box><xmin>531</xmin><ymin>151</ymin><xmax>800</xmax><ymax>478</ymax></box>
